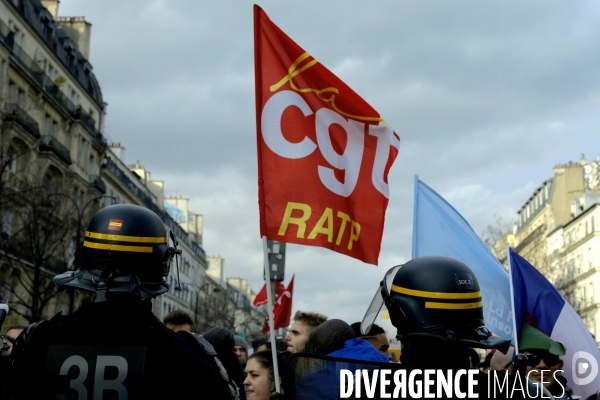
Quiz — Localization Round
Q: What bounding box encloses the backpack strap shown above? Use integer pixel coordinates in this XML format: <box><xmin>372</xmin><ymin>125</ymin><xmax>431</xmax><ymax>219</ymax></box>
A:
<box><xmin>178</xmin><ymin>331</ymin><xmax>240</xmax><ymax>400</ymax></box>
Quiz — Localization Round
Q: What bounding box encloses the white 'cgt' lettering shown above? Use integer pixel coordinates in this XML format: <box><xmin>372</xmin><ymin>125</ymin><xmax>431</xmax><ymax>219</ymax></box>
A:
<box><xmin>261</xmin><ymin>90</ymin><xmax>399</xmax><ymax>198</ymax></box>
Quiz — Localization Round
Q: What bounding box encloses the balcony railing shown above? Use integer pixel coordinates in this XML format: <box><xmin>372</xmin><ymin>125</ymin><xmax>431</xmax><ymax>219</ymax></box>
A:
<box><xmin>0</xmin><ymin>18</ymin><xmax>12</xmax><ymax>47</ymax></box>
<box><xmin>88</xmin><ymin>174</ymin><xmax>106</xmax><ymax>194</ymax></box>
<box><xmin>105</xmin><ymin>157</ymin><xmax>156</xmax><ymax>209</ymax></box>
<box><xmin>42</xmin><ymin>75</ymin><xmax>75</xmax><ymax>114</ymax></box>
<box><xmin>39</xmin><ymin>135</ymin><xmax>72</xmax><ymax>166</ymax></box>
<box><xmin>10</xmin><ymin>41</ymin><xmax>45</xmax><ymax>87</ymax></box>
<box><xmin>73</xmin><ymin>107</ymin><xmax>96</xmax><ymax>132</ymax></box>
<box><xmin>73</xmin><ymin>108</ymin><xmax>107</xmax><ymax>150</ymax></box>
<box><xmin>4</xmin><ymin>103</ymin><xmax>41</xmax><ymax>139</ymax></box>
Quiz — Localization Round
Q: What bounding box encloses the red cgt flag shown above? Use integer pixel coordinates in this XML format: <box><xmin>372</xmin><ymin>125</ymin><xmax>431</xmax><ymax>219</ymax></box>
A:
<box><xmin>253</xmin><ymin>281</ymin><xmax>285</xmax><ymax>308</ymax></box>
<box><xmin>262</xmin><ymin>275</ymin><xmax>294</xmax><ymax>333</ymax></box>
<box><xmin>254</xmin><ymin>5</ymin><xmax>400</xmax><ymax>265</ymax></box>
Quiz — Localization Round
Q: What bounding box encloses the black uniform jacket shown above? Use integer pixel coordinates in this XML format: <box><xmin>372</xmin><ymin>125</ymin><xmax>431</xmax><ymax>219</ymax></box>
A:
<box><xmin>8</xmin><ymin>300</ymin><xmax>232</xmax><ymax>400</ymax></box>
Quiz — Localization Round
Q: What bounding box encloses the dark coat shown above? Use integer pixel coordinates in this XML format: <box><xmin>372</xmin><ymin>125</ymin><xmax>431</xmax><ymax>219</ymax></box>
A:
<box><xmin>8</xmin><ymin>300</ymin><xmax>233</xmax><ymax>400</ymax></box>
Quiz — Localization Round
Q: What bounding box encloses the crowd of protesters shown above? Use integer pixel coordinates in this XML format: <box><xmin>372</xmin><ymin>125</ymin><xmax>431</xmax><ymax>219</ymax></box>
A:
<box><xmin>1</xmin><ymin>295</ymin><xmax>595</xmax><ymax>400</ymax></box>
<box><xmin>0</xmin><ymin>204</ymin><xmax>598</xmax><ymax>400</ymax></box>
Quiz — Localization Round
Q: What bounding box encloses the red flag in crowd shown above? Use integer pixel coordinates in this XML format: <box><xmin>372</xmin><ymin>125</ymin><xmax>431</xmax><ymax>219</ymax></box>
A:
<box><xmin>262</xmin><ymin>275</ymin><xmax>294</xmax><ymax>333</ymax></box>
<box><xmin>254</xmin><ymin>5</ymin><xmax>400</xmax><ymax>265</ymax></box>
<box><xmin>253</xmin><ymin>281</ymin><xmax>285</xmax><ymax>307</ymax></box>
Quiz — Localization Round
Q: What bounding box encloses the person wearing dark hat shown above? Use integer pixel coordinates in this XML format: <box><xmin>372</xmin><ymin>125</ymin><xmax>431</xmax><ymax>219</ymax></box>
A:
<box><xmin>204</xmin><ymin>327</ymin><xmax>247</xmax><ymax>400</ymax></box>
<box><xmin>234</xmin><ymin>336</ymin><xmax>249</xmax><ymax>368</ymax></box>
<box><xmin>520</xmin><ymin>323</ymin><xmax>572</xmax><ymax>400</ymax></box>
<box><xmin>7</xmin><ymin>204</ymin><xmax>237</xmax><ymax>400</ymax></box>
<box><xmin>293</xmin><ymin>319</ymin><xmax>389</xmax><ymax>400</ymax></box>
<box><xmin>306</xmin><ymin>319</ymin><xmax>389</xmax><ymax>363</ymax></box>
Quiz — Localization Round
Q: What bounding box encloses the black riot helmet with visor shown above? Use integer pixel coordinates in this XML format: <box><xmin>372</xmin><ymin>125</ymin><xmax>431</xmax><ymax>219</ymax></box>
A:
<box><xmin>54</xmin><ymin>204</ymin><xmax>181</xmax><ymax>302</ymax></box>
<box><xmin>361</xmin><ymin>256</ymin><xmax>510</xmax><ymax>352</ymax></box>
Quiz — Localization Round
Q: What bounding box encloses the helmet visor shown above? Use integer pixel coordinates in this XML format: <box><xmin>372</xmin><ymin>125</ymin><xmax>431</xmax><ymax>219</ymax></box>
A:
<box><xmin>360</xmin><ymin>265</ymin><xmax>402</xmax><ymax>335</ymax></box>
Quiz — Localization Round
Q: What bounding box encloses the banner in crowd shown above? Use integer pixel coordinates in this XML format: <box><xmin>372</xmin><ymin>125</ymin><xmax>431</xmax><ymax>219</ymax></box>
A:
<box><xmin>253</xmin><ymin>281</ymin><xmax>285</xmax><ymax>308</ymax></box>
<box><xmin>262</xmin><ymin>275</ymin><xmax>294</xmax><ymax>333</ymax></box>
<box><xmin>412</xmin><ymin>177</ymin><xmax>514</xmax><ymax>342</ymax></box>
<box><xmin>254</xmin><ymin>5</ymin><xmax>400</xmax><ymax>265</ymax></box>
<box><xmin>510</xmin><ymin>248</ymin><xmax>600</xmax><ymax>398</ymax></box>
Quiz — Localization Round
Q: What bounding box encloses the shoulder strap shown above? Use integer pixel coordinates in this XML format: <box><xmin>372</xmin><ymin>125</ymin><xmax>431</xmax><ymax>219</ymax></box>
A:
<box><xmin>178</xmin><ymin>331</ymin><xmax>240</xmax><ymax>400</ymax></box>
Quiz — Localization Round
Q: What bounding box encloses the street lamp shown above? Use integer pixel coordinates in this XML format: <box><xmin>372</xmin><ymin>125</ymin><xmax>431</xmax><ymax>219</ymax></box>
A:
<box><xmin>45</xmin><ymin>192</ymin><xmax>116</xmax><ymax>312</ymax></box>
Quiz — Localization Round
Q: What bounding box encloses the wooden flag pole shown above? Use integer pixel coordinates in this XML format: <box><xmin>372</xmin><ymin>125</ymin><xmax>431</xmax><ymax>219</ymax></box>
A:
<box><xmin>262</xmin><ymin>236</ymin><xmax>281</xmax><ymax>393</ymax></box>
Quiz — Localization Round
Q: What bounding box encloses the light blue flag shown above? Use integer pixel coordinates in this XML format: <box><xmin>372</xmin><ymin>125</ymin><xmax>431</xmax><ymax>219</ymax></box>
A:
<box><xmin>412</xmin><ymin>176</ymin><xmax>514</xmax><ymax>342</ymax></box>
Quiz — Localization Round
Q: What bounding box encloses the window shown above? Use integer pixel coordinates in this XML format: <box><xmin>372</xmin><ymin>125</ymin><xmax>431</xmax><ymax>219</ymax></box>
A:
<box><xmin>8</xmin><ymin>81</ymin><xmax>17</xmax><ymax>103</ymax></box>
<box><xmin>2</xmin><ymin>210</ymin><xmax>12</xmax><ymax>236</ymax></box>
<box><xmin>11</xmin><ymin>24</ymin><xmax>23</xmax><ymax>46</ymax></box>
<box><xmin>44</xmin><ymin>114</ymin><xmax>51</xmax><ymax>136</ymax></box>
<box><xmin>44</xmin><ymin>115</ymin><xmax>58</xmax><ymax>137</ymax></box>
<box><xmin>89</xmin><ymin>109</ymin><xmax>96</xmax><ymax>129</ymax></box>
<box><xmin>0</xmin><ymin>59</ymin><xmax>6</xmax><ymax>95</ymax></box>
<box><xmin>17</xmin><ymin>89</ymin><xmax>25</xmax><ymax>108</ymax></box>
<box><xmin>88</xmin><ymin>154</ymin><xmax>95</xmax><ymax>175</ymax></box>
<box><xmin>78</xmin><ymin>137</ymin><xmax>88</xmax><ymax>166</ymax></box>
<box><xmin>6</xmin><ymin>146</ymin><xmax>17</xmax><ymax>173</ymax></box>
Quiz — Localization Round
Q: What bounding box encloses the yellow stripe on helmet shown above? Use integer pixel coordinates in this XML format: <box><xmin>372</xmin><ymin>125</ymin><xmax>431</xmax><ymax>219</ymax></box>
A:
<box><xmin>425</xmin><ymin>301</ymin><xmax>483</xmax><ymax>310</ymax></box>
<box><xmin>85</xmin><ymin>231</ymin><xmax>167</xmax><ymax>243</ymax></box>
<box><xmin>391</xmin><ymin>285</ymin><xmax>481</xmax><ymax>299</ymax></box>
<box><xmin>83</xmin><ymin>240</ymin><xmax>153</xmax><ymax>253</ymax></box>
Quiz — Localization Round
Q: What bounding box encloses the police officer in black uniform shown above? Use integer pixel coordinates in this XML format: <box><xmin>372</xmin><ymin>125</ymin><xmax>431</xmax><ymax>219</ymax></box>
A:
<box><xmin>360</xmin><ymin>256</ymin><xmax>540</xmax><ymax>399</ymax></box>
<box><xmin>7</xmin><ymin>204</ymin><xmax>237</xmax><ymax>400</ymax></box>
<box><xmin>362</xmin><ymin>256</ymin><xmax>511</xmax><ymax>370</ymax></box>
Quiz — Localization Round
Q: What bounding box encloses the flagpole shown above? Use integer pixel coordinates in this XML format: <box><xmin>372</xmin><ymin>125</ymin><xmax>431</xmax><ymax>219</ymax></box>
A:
<box><xmin>506</xmin><ymin>243</ymin><xmax>519</xmax><ymax>355</ymax></box>
<box><xmin>411</xmin><ymin>175</ymin><xmax>419</xmax><ymax>258</ymax></box>
<box><xmin>262</xmin><ymin>235</ymin><xmax>281</xmax><ymax>393</ymax></box>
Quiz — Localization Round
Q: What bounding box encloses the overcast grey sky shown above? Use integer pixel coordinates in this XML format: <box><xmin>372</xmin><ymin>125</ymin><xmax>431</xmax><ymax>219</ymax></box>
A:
<box><xmin>60</xmin><ymin>0</ymin><xmax>600</xmax><ymax>325</ymax></box>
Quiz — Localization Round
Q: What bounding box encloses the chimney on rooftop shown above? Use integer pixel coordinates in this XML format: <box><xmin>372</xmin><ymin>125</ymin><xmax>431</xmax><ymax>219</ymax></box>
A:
<box><xmin>56</xmin><ymin>16</ymin><xmax>93</xmax><ymax>60</ymax></box>
<box><xmin>41</xmin><ymin>0</ymin><xmax>59</xmax><ymax>18</ymax></box>
<box><xmin>110</xmin><ymin>143</ymin><xmax>126</xmax><ymax>162</ymax></box>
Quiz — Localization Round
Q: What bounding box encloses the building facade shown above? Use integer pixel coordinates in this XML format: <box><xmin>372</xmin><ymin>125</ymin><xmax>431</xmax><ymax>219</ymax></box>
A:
<box><xmin>0</xmin><ymin>0</ymin><xmax>265</xmax><ymax>341</ymax></box>
<box><xmin>0</xmin><ymin>0</ymin><xmax>106</xmax><ymax>323</ymax></box>
<box><xmin>513</xmin><ymin>155</ymin><xmax>600</xmax><ymax>343</ymax></box>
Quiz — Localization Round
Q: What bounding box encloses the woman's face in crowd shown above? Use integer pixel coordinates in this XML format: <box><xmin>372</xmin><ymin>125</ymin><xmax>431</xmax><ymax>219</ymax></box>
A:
<box><xmin>244</xmin><ymin>358</ymin><xmax>273</xmax><ymax>400</ymax></box>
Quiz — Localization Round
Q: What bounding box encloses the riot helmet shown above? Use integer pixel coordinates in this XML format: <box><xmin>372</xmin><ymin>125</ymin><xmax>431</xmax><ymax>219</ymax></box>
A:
<box><xmin>361</xmin><ymin>256</ymin><xmax>510</xmax><ymax>352</ymax></box>
<box><xmin>54</xmin><ymin>204</ymin><xmax>180</xmax><ymax>301</ymax></box>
